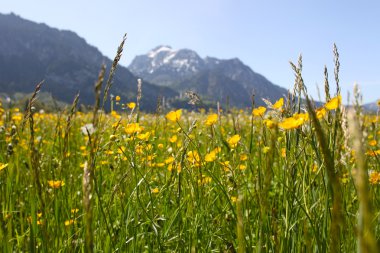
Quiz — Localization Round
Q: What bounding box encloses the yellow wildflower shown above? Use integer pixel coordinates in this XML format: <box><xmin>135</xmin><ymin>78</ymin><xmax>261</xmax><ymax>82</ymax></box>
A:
<box><xmin>205</xmin><ymin>114</ymin><xmax>218</xmax><ymax>126</ymax></box>
<box><xmin>205</xmin><ymin>150</ymin><xmax>218</xmax><ymax>162</ymax></box>
<box><xmin>187</xmin><ymin>150</ymin><xmax>201</xmax><ymax>166</ymax></box>
<box><xmin>151</xmin><ymin>188</ymin><xmax>159</xmax><ymax>194</ymax></box>
<box><xmin>115</xmin><ymin>95</ymin><xmax>121</xmax><ymax>102</ymax></box>
<box><xmin>110</xmin><ymin>110</ymin><xmax>121</xmax><ymax>119</ymax></box>
<box><xmin>273</xmin><ymin>98</ymin><xmax>284</xmax><ymax>110</ymax></box>
<box><xmin>227</xmin><ymin>134</ymin><xmax>241</xmax><ymax>149</ymax></box>
<box><xmin>369</xmin><ymin>171</ymin><xmax>380</xmax><ymax>185</ymax></box>
<box><xmin>48</xmin><ymin>180</ymin><xmax>65</xmax><ymax>189</ymax></box>
<box><xmin>64</xmin><ymin>219</ymin><xmax>77</xmax><ymax>226</ymax></box>
<box><xmin>281</xmin><ymin>148</ymin><xmax>286</xmax><ymax>158</ymax></box>
<box><xmin>278</xmin><ymin>113</ymin><xmax>308</xmax><ymax>130</ymax></box>
<box><xmin>137</xmin><ymin>132</ymin><xmax>150</xmax><ymax>141</ymax></box>
<box><xmin>367</xmin><ymin>149</ymin><xmax>380</xmax><ymax>157</ymax></box>
<box><xmin>220</xmin><ymin>161</ymin><xmax>231</xmax><ymax>171</ymax></box>
<box><xmin>262</xmin><ymin>146</ymin><xmax>270</xmax><ymax>154</ymax></box>
<box><xmin>165</xmin><ymin>156</ymin><xmax>175</xmax><ymax>164</ymax></box>
<box><xmin>127</xmin><ymin>102</ymin><xmax>136</xmax><ymax>109</ymax></box>
<box><xmin>239</xmin><ymin>164</ymin><xmax>247</xmax><ymax>170</ymax></box>
<box><xmin>369</xmin><ymin>140</ymin><xmax>377</xmax><ymax>147</ymax></box>
<box><xmin>239</xmin><ymin>154</ymin><xmax>248</xmax><ymax>161</ymax></box>
<box><xmin>264</xmin><ymin>119</ymin><xmax>276</xmax><ymax>129</ymax></box>
<box><xmin>325</xmin><ymin>95</ymin><xmax>341</xmax><ymax>110</ymax></box>
<box><xmin>125</xmin><ymin>123</ymin><xmax>142</xmax><ymax>135</ymax></box>
<box><xmin>0</xmin><ymin>163</ymin><xmax>8</xmax><ymax>172</ymax></box>
<box><xmin>316</xmin><ymin>107</ymin><xmax>326</xmax><ymax>119</ymax></box>
<box><xmin>166</xmin><ymin>109</ymin><xmax>182</xmax><ymax>122</ymax></box>
<box><xmin>252</xmin><ymin>106</ymin><xmax>266</xmax><ymax>117</ymax></box>
<box><xmin>155</xmin><ymin>163</ymin><xmax>165</xmax><ymax>167</ymax></box>
<box><xmin>169</xmin><ymin>135</ymin><xmax>178</xmax><ymax>143</ymax></box>
<box><xmin>198</xmin><ymin>176</ymin><xmax>212</xmax><ymax>185</ymax></box>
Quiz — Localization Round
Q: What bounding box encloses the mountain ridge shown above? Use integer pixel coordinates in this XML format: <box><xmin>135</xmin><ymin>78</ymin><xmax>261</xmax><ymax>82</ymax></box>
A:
<box><xmin>0</xmin><ymin>13</ymin><xmax>178</xmax><ymax>111</ymax></box>
<box><xmin>129</xmin><ymin>45</ymin><xmax>288</xmax><ymax>107</ymax></box>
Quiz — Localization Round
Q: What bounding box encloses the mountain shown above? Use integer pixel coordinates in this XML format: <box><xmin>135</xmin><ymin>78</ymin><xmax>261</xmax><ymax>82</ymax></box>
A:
<box><xmin>0</xmin><ymin>13</ymin><xmax>177</xmax><ymax>111</ymax></box>
<box><xmin>363</xmin><ymin>101</ymin><xmax>379</xmax><ymax>112</ymax></box>
<box><xmin>129</xmin><ymin>45</ymin><xmax>288</xmax><ymax>107</ymax></box>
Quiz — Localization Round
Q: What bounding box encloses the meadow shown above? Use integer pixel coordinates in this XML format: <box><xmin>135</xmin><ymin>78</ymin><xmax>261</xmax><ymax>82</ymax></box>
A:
<box><xmin>0</xmin><ymin>42</ymin><xmax>380</xmax><ymax>252</ymax></box>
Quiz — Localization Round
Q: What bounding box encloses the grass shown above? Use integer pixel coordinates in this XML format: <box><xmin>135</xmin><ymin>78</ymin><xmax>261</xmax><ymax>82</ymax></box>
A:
<box><xmin>0</xmin><ymin>42</ymin><xmax>379</xmax><ymax>252</ymax></box>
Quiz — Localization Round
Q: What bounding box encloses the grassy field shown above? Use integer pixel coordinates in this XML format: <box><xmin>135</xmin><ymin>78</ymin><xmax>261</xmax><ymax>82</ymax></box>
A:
<box><xmin>1</xmin><ymin>45</ymin><xmax>380</xmax><ymax>252</ymax></box>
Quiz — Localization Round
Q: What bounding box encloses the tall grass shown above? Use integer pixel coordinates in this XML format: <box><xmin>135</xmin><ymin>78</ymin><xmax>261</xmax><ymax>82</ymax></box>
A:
<box><xmin>0</xmin><ymin>42</ymin><xmax>379</xmax><ymax>252</ymax></box>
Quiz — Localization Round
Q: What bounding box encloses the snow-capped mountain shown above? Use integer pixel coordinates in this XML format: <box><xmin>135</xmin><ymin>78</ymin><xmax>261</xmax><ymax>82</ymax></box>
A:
<box><xmin>128</xmin><ymin>46</ymin><xmax>205</xmax><ymax>86</ymax></box>
<box><xmin>129</xmin><ymin>46</ymin><xmax>288</xmax><ymax>107</ymax></box>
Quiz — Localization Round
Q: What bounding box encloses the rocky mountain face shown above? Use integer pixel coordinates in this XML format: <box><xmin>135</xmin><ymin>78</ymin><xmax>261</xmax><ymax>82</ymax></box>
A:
<box><xmin>129</xmin><ymin>46</ymin><xmax>288</xmax><ymax>107</ymax></box>
<box><xmin>363</xmin><ymin>101</ymin><xmax>379</xmax><ymax>112</ymax></box>
<box><xmin>0</xmin><ymin>13</ymin><xmax>177</xmax><ymax>111</ymax></box>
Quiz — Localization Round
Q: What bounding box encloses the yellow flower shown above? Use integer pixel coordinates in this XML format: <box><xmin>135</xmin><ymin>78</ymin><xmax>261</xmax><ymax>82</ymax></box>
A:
<box><xmin>311</xmin><ymin>164</ymin><xmax>318</xmax><ymax>173</ymax></box>
<box><xmin>281</xmin><ymin>148</ymin><xmax>286</xmax><ymax>158</ymax></box>
<box><xmin>127</xmin><ymin>102</ymin><xmax>136</xmax><ymax>109</ymax></box>
<box><xmin>48</xmin><ymin>180</ymin><xmax>65</xmax><ymax>189</ymax></box>
<box><xmin>205</xmin><ymin>149</ymin><xmax>218</xmax><ymax>162</ymax></box>
<box><xmin>137</xmin><ymin>132</ymin><xmax>151</xmax><ymax>141</ymax></box>
<box><xmin>115</xmin><ymin>95</ymin><xmax>121</xmax><ymax>102</ymax></box>
<box><xmin>12</xmin><ymin>113</ymin><xmax>23</xmax><ymax>122</ymax></box>
<box><xmin>273</xmin><ymin>98</ymin><xmax>284</xmax><ymax>110</ymax></box>
<box><xmin>262</xmin><ymin>146</ymin><xmax>270</xmax><ymax>154</ymax></box>
<box><xmin>187</xmin><ymin>150</ymin><xmax>201</xmax><ymax>166</ymax></box>
<box><xmin>231</xmin><ymin>196</ymin><xmax>237</xmax><ymax>203</ymax></box>
<box><xmin>125</xmin><ymin>123</ymin><xmax>142</xmax><ymax>135</ymax></box>
<box><xmin>278</xmin><ymin>113</ymin><xmax>309</xmax><ymax>130</ymax></box>
<box><xmin>0</xmin><ymin>163</ymin><xmax>8</xmax><ymax>172</ymax></box>
<box><xmin>264</xmin><ymin>119</ymin><xmax>276</xmax><ymax>129</ymax></box>
<box><xmin>377</xmin><ymin>99</ymin><xmax>380</xmax><ymax>107</ymax></box>
<box><xmin>64</xmin><ymin>219</ymin><xmax>77</xmax><ymax>226</ymax></box>
<box><xmin>325</xmin><ymin>95</ymin><xmax>342</xmax><ymax>110</ymax></box>
<box><xmin>205</xmin><ymin>114</ymin><xmax>218</xmax><ymax>126</ymax></box>
<box><xmin>227</xmin><ymin>134</ymin><xmax>241</xmax><ymax>149</ymax></box>
<box><xmin>165</xmin><ymin>156</ymin><xmax>175</xmax><ymax>164</ymax></box>
<box><xmin>157</xmin><ymin>143</ymin><xmax>164</xmax><ymax>149</ymax></box>
<box><xmin>239</xmin><ymin>164</ymin><xmax>247</xmax><ymax>170</ymax></box>
<box><xmin>71</xmin><ymin>208</ymin><xmax>79</xmax><ymax>214</ymax></box>
<box><xmin>168</xmin><ymin>163</ymin><xmax>182</xmax><ymax>173</ymax></box>
<box><xmin>366</xmin><ymin>149</ymin><xmax>380</xmax><ymax>157</ymax></box>
<box><xmin>198</xmin><ymin>176</ymin><xmax>212</xmax><ymax>185</ymax></box>
<box><xmin>252</xmin><ymin>106</ymin><xmax>266</xmax><ymax>117</ymax></box>
<box><xmin>169</xmin><ymin>135</ymin><xmax>178</xmax><ymax>143</ymax></box>
<box><xmin>239</xmin><ymin>154</ymin><xmax>248</xmax><ymax>161</ymax></box>
<box><xmin>316</xmin><ymin>107</ymin><xmax>326</xmax><ymax>119</ymax></box>
<box><xmin>220</xmin><ymin>161</ymin><xmax>231</xmax><ymax>171</ymax></box>
<box><xmin>110</xmin><ymin>110</ymin><xmax>121</xmax><ymax>119</ymax></box>
<box><xmin>151</xmin><ymin>188</ymin><xmax>159</xmax><ymax>194</ymax></box>
<box><xmin>369</xmin><ymin>171</ymin><xmax>380</xmax><ymax>185</ymax></box>
<box><xmin>369</xmin><ymin>140</ymin><xmax>377</xmax><ymax>147</ymax></box>
<box><xmin>293</xmin><ymin>112</ymin><xmax>309</xmax><ymax>122</ymax></box>
<box><xmin>166</xmin><ymin>109</ymin><xmax>182</xmax><ymax>122</ymax></box>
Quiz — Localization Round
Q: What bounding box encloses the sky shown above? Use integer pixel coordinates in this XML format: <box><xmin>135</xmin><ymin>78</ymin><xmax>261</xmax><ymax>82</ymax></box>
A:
<box><xmin>2</xmin><ymin>0</ymin><xmax>380</xmax><ymax>103</ymax></box>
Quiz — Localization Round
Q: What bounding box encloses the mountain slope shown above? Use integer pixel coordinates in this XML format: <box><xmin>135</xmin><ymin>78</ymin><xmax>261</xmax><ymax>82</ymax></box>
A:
<box><xmin>0</xmin><ymin>13</ymin><xmax>177</xmax><ymax>111</ymax></box>
<box><xmin>129</xmin><ymin>46</ymin><xmax>288</xmax><ymax>107</ymax></box>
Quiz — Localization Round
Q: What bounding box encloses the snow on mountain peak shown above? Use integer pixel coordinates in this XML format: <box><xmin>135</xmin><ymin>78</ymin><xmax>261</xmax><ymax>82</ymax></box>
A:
<box><xmin>148</xmin><ymin>45</ymin><xmax>174</xmax><ymax>58</ymax></box>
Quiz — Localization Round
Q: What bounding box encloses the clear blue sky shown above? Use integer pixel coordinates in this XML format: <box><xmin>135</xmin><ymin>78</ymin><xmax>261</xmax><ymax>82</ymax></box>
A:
<box><xmin>2</xmin><ymin>0</ymin><xmax>380</xmax><ymax>103</ymax></box>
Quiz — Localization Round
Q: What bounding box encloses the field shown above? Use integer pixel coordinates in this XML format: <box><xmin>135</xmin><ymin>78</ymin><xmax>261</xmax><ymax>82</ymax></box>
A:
<box><xmin>1</xmin><ymin>51</ymin><xmax>380</xmax><ymax>252</ymax></box>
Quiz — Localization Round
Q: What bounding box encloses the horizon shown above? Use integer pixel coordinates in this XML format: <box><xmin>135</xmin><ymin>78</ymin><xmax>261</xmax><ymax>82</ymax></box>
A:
<box><xmin>1</xmin><ymin>1</ymin><xmax>380</xmax><ymax>104</ymax></box>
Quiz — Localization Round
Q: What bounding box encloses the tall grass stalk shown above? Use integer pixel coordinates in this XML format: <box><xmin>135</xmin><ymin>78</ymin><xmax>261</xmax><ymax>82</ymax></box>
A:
<box><xmin>348</xmin><ymin>109</ymin><xmax>379</xmax><ymax>253</ymax></box>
